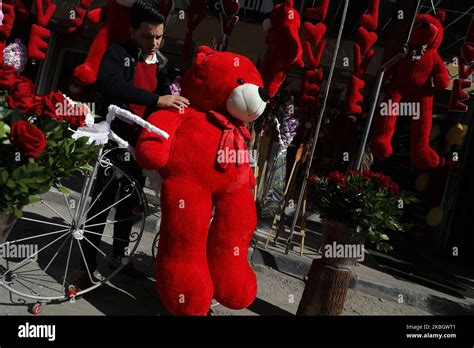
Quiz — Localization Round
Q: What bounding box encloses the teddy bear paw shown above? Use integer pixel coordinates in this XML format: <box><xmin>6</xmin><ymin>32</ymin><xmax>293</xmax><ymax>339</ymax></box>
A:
<box><xmin>370</xmin><ymin>139</ymin><xmax>392</xmax><ymax>159</ymax></box>
<box><xmin>411</xmin><ymin>147</ymin><xmax>440</xmax><ymax>170</ymax></box>
<box><xmin>73</xmin><ymin>63</ymin><xmax>97</xmax><ymax>86</ymax></box>
<box><xmin>212</xmin><ymin>266</ymin><xmax>257</xmax><ymax>310</ymax></box>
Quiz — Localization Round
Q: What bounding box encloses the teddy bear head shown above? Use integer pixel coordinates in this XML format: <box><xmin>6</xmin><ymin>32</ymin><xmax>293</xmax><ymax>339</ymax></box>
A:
<box><xmin>262</xmin><ymin>0</ymin><xmax>300</xmax><ymax>34</ymax></box>
<box><xmin>181</xmin><ymin>46</ymin><xmax>269</xmax><ymax>123</ymax></box>
<box><xmin>408</xmin><ymin>12</ymin><xmax>446</xmax><ymax>49</ymax></box>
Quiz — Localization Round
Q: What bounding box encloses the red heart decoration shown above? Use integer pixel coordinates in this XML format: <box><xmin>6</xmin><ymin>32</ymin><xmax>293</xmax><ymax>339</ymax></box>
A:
<box><xmin>304</xmin><ymin>0</ymin><xmax>330</xmax><ymax>21</ymax></box>
<box><xmin>302</xmin><ymin>22</ymin><xmax>327</xmax><ymax>47</ymax></box>
<box><xmin>462</xmin><ymin>43</ymin><xmax>474</xmax><ymax>66</ymax></box>
<box><xmin>221</xmin><ymin>0</ymin><xmax>240</xmax><ymax>18</ymax></box>
<box><xmin>360</xmin><ymin>0</ymin><xmax>380</xmax><ymax>31</ymax></box>
<box><xmin>302</xmin><ymin>40</ymin><xmax>316</xmax><ymax>68</ymax></box>
<box><xmin>355</xmin><ymin>27</ymin><xmax>377</xmax><ymax>55</ymax></box>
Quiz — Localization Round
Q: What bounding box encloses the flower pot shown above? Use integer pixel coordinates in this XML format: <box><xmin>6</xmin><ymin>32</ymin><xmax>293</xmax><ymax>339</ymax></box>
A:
<box><xmin>297</xmin><ymin>220</ymin><xmax>367</xmax><ymax>316</ymax></box>
<box><xmin>0</xmin><ymin>213</ymin><xmax>17</xmax><ymax>244</ymax></box>
<box><xmin>320</xmin><ymin>219</ymin><xmax>367</xmax><ymax>268</ymax></box>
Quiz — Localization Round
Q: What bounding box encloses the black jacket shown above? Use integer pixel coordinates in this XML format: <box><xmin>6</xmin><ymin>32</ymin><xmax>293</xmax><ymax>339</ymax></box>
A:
<box><xmin>97</xmin><ymin>39</ymin><xmax>172</xmax><ymax>118</ymax></box>
<box><xmin>96</xmin><ymin>40</ymin><xmax>172</xmax><ymax>144</ymax></box>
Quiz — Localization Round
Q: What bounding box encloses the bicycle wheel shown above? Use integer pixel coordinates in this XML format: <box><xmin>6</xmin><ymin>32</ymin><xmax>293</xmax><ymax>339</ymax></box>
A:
<box><xmin>0</xmin><ymin>148</ymin><xmax>147</xmax><ymax>301</ymax></box>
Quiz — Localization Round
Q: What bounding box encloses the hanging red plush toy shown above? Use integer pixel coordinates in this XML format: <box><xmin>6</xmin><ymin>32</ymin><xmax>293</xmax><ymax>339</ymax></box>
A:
<box><xmin>371</xmin><ymin>12</ymin><xmax>450</xmax><ymax>170</ymax></box>
<box><xmin>70</xmin><ymin>0</ymin><xmax>136</xmax><ymax>86</ymax></box>
<box><xmin>260</xmin><ymin>0</ymin><xmax>304</xmax><ymax>98</ymax></box>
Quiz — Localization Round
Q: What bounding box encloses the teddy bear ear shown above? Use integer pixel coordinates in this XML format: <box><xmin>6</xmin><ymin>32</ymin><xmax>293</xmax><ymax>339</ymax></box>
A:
<box><xmin>195</xmin><ymin>46</ymin><xmax>214</xmax><ymax>64</ymax></box>
<box><xmin>436</xmin><ymin>11</ymin><xmax>446</xmax><ymax>23</ymax></box>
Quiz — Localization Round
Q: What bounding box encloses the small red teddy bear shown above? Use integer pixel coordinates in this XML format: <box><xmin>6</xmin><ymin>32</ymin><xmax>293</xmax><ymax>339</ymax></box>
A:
<box><xmin>371</xmin><ymin>12</ymin><xmax>450</xmax><ymax>170</ymax></box>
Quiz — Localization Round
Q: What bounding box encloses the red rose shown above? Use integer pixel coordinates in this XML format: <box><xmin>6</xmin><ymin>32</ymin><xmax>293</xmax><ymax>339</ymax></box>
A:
<box><xmin>43</xmin><ymin>91</ymin><xmax>66</xmax><ymax>120</ymax></box>
<box><xmin>10</xmin><ymin>121</ymin><xmax>47</xmax><ymax>158</ymax></box>
<box><xmin>308</xmin><ymin>175</ymin><xmax>318</xmax><ymax>186</ymax></box>
<box><xmin>0</xmin><ymin>62</ymin><xmax>20</xmax><ymax>90</ymax></box>
<box><xmin>7</xmin><ymin>77</ymin><xmax>44</xmax><ymax>116</ymax></box>
<box><xmin>327</xmin><ymin>171</ymin><xmax>347</xmax><ymax>187</ymax></box>
<box><xmin>43</xmin><ymin>92</ymin><xmax>86</xmax><ymax>129</ymax></box>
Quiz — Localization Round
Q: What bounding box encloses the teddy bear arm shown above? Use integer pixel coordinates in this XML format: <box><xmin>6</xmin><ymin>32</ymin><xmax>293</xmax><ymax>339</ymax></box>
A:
<box><xmin>432</xmin><ymin>54</ymin><xmax>450</xmax><ymax>90</ymax></box>
<box><xmin>135</xmin><ymin>110</ymin><xmax>185</xmax><ymax>170</ymax></box>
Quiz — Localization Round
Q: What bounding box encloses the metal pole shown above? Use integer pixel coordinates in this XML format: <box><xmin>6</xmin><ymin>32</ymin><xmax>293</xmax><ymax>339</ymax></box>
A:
<box><xmin>285</xmin><ymin>0</ymin><xmax>350</xmax><ymax>254</ymax></box>
<box><xmin>353</xmin><ymin>0</ymin><xmax>422</xmax><ymax>170</ymax></box>
<box><xmin>353</xmin><ymin>70</ymin><xmax>385</xmax><ymax>170</ymax></box>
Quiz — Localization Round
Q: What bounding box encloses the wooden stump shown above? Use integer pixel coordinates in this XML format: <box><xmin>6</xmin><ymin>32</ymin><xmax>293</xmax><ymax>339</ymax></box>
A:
<box><xmin>297</xmin><ymin>259</ymin><xmax>352</xmax><ymax>315</ymax></box>
<box><xmin>297</xmin><ymin>220</ymin><xmax>366</xmax><ymax>316</ymax></box>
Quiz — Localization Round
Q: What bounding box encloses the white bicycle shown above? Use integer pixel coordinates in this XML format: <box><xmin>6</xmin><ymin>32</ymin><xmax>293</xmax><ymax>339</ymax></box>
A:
<box><xmin>0</xmin><ymin>105</ymin><xmax>168</xmax><ymax>314</ymax></box>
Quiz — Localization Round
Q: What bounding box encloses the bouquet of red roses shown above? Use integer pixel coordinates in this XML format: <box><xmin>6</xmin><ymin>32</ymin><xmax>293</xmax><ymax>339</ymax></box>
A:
<box><xmin>0</xmin><ymin>62</ymin><xmax>100</xmax><ymax>218</ymax></box>
<box><xmin>307</xmin><ymin>170</ymin><xmax>417</xmax><ymax>252</ymax></box>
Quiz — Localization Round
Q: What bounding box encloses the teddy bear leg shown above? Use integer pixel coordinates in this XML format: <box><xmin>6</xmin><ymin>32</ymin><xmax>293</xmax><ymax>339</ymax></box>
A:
<box><xmin>410</xmin><ymin>96</ymin><xmax>440</xmax><ymax>169</ymax></box>
<box><xmin>207</xmin><ymin>188</ymin><xmax>257</xmax><ymax>309</ymax></box>
<box><xmin>370</xmin><ymin>90</ymin><xmax>402</xmax><ymax>159</ymax></box>
<box><xmin>73</xmin><ymin>25</ymin><xmax>110</xmax><ymax>86</ymax></box>
<box><xmin>156</xmin><ymin>177</ymin><xmax>214</xmax><ymax>315</ymax></box>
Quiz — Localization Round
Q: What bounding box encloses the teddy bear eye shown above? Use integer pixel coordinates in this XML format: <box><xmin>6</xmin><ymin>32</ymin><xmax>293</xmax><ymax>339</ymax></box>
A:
<box><xmin>237</xmin><ymin>78</ymin><xmax>245</xmax><ymax>85</ymax></box>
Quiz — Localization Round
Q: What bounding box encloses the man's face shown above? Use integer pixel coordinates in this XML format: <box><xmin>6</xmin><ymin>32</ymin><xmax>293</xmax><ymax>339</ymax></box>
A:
<box><xmin>130</xmin><ymin>22</ymin><xmax>164</xmax><ymax>57</ymax></box>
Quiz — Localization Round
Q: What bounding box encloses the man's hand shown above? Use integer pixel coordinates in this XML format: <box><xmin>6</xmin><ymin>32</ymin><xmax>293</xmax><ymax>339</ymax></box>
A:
<box><xmin>157</xmin><ymin>95</ymin><xmax>190</xmax><ymax>110</ymax></box>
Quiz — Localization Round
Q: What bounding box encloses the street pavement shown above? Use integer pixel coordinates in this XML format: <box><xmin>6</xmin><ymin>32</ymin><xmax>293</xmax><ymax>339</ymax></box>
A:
<box><xmin>0</xmin><ymin>194</ymin><xmax>431</xmax><ymax>316</ymax></box>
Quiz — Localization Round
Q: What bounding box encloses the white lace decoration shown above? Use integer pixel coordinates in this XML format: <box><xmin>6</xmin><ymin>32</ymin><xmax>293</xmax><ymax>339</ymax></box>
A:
<box><xmin>412</xmin><ymin>44</ymin><xmax>427</xmax><ymax>61</ymax></box>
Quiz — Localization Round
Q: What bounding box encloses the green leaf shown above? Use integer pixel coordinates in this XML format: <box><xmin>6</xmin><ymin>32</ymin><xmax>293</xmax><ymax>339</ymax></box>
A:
<box><xmin>28</xmin><ymin>195</ymin><xmax>41</xmax><ymax>204</ymax></box>
<box><xmin>13</xmin><ymin>206</ymin><xmax>23</xmax><ymax>219</ymax></box>
<box><xmin>6</xmin><ymin>179</ymin><xmax>15</xmax><ymax>188</ymax></box>
<box><xmin>10</xmin><ymin>108</ymin><xmax>25</xmax><ymax>123</ymax></box>
<box><xmin>57</xmin><ymin>186</ymin><xmax>71</xmax><ymax>195</ymax></box>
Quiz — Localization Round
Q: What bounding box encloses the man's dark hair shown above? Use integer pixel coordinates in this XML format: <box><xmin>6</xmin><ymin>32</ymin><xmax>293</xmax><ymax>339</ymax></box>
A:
<box><xmin>131</xmin><ymin>0</ymin><xmax>165</xmax><ymax>30</ymax></box>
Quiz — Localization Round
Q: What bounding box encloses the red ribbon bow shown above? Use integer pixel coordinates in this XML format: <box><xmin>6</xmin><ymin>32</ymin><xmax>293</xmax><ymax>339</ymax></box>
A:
<box><xmin>207</xmin><ymin>111</ymin><xmax>251</xmax><ymax>170</ymax></box>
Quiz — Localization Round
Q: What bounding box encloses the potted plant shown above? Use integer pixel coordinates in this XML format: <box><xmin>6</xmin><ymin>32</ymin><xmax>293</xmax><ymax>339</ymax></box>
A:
<box><xmin>0</xmin><ymin>62</ymin><xmax>100</xmax><ymax>243</ymax></box>
<box><xmin>297</xmin><ymin>170</ymin><xmax>417</xmax><ymax>315</ymax></box>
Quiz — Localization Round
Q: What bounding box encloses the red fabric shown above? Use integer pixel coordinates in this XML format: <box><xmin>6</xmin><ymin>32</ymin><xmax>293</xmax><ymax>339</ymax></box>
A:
<box><xmin>0</xmin><ymin>3</ymin><xmax>15</xmax><ymax>39</ymax></box>
<box><xmin>129</xmin><ymin>61</ymin><xmax>158</xmax><ymax>117</ymax></box>
<box><xmin>260</xmin><ymin>1</ymin><xmax>304</xmax><ymax>98</ymax></box>
<box><xmin>298</xmin><ymin>68</ymin><xmax>323</xmax><ymax>108</ymax></box>
<box><xmin>448</xmin><ymin>79</ymin><xmax>471</xmax><ymax>113</ymax></box>
<box><xmin>353</xmin><ymin>44</ymin><xmax>375</xmax><ymax>77</ymax></box>
<box><xmin>371</xmin><ymin>14</ymin><xmax>450</xmax><ymax>169</ymax></box>
<box><xmin>302</xmin><ymin>22</ymin><xmax>326</xmax><ymax>47</ymax></box>
<box><xmin>360</xmin><ymin>0</ymin><xmax>380</xmax><ymax>31</ymax></box>
<box><xmin>207</xmin><ymin>110</ymin><xmax>250</xmax><ymax>170</ymax></box>
<box><xmin>304</xmin><ymin>0</ymin><xmax>330</xmax><ymax>21</ymax></box>
<box><xmin>355</xmin><ymin>26</ymin><xmax>378</xmax><ymax>55</ymax></box>
<box><xmin>35</xmin><ymin>0</ymin><xmax>57</xmax><ymax>27</ymax></box>
<box><xmin>135</xmin><ymin>47</ymin><xmax>261</xmax><ymax>315</ymax></box>
<box><xmin>28</xmin><ymin>24</ymin><xmax>51</xmax><ymax>60</ymax></box>
<box><xmin>73</xmin><ymin>0</ymin><xmax>132</xmax><ymax>86</ymax></box>
<box><xmin>345</xmin><ymin>75</ymin><xmax>365</xmax><ymax>115</ymax></box>
<box><xmin>10</xmin><ymin>121</ymin><xmax>47</xmax><ymax>158</ymax></box>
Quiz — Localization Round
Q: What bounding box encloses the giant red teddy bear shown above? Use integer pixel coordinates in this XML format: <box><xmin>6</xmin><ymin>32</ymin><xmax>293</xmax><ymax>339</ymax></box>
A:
<box><xmin>135</xmin><ymin>46</ymin><xmax>268</xmax><ymax>315</ymax></box>
<box><xmin>371</xmin><ymin>12</ymin><xmax>450</xmax><ymax>169</ymax></box>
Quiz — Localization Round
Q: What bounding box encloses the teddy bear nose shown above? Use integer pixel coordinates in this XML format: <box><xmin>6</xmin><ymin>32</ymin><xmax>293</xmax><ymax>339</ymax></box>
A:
<box><xmin>258</xmin><ymin>87</ymin><xmax>269</xmax><ymax>102</ymax></box>
<box><xmin>421</xmin><ymin>21</ymin><xmax>429</xmax><ymax>28</ymax></box>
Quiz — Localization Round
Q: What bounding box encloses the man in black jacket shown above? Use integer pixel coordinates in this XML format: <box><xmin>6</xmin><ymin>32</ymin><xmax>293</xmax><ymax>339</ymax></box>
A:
<box><xmin>76</xmin><ymin>0</ymin><xmax>188</xmax><ymax>288</ymax></box>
